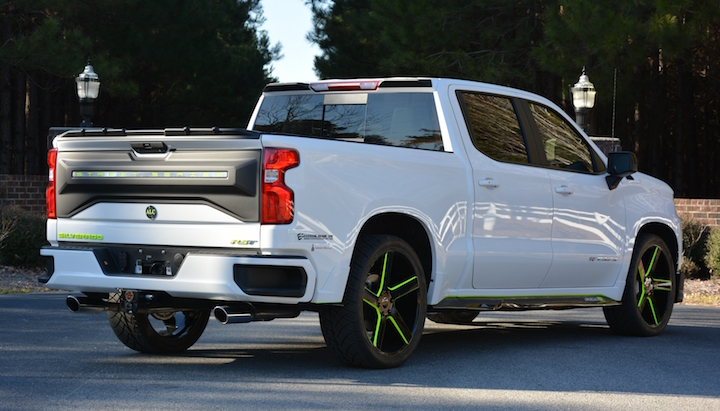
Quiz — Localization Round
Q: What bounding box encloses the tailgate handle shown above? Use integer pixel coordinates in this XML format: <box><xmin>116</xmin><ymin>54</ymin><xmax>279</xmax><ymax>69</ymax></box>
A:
<box><xmin>131</xmin><ymin>142</ymin><xmax>168</xmax><ymax>154</ymax></box>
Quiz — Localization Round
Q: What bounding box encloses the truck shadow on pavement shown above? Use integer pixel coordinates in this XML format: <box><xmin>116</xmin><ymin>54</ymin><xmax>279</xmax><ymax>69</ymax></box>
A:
<box><xmin>98</xmin><ymin>310</ymin><xmax>719</xmax><ymax>398</ymax></box>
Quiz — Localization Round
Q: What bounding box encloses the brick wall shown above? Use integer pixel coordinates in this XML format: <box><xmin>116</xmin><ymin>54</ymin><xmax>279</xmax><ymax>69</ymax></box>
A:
<box><xmin>674</xmin><ymin>199</ymin><xmax>720</xmax><ymax>228</ymax></box>
<box><xmin>0</xmin><ymin>175</ymin><xmax>48</xmax><ymax>214</ymax></box>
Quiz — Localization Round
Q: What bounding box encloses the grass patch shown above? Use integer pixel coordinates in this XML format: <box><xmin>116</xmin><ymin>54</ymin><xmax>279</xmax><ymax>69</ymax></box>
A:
<box><xmin>682</xmin><ymin>294</ymin><xmax>720</xmax><ymax>306</ymax></box>
<box><xmin>0</xmin><ymin>288</ymin><xmax>34</xmax><ymax>295</ymax></box>
<box><xmin>0</xmin><ymin>286</ymin><xmax>50</xmax><ymax>294</ymax></box>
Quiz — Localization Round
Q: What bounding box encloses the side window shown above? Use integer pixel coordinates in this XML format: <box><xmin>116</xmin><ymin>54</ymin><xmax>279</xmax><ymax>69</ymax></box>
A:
<box><xmin>458</xmin><ymin>91</ymin><xmax>529</xmax><ymax>164</ymax></box>
<box><xmin>365</xmin><ymin>93</ymin><xmax>443</xmax><ymax>151</ymax></box>
<box><xmin>253</xmin><ymin>94</ymin><xmax>325</xmax><ymax>137</ymax></box>
<box><xmin>528</xmin><ymin>103</ymin><xmax>596</xmax><ymax>173</ymax></box>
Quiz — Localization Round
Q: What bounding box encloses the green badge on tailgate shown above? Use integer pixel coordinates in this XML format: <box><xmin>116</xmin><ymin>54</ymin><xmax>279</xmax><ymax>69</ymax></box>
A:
<box><xmin>146</xmin><ymin>206</ymin><xmax>157</xmax><ymax>220</ymax></box>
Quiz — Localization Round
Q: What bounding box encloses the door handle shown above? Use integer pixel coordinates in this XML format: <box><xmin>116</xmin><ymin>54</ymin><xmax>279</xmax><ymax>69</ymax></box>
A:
<box><xmin>478</xmin><ymin>178</ymin><xmax>499</xmax><ymax>188</ymax></box>
<box><xmin>555</xmin><ymin>185</ymin><xmax>574</xmax><ymax>195</ymax></box>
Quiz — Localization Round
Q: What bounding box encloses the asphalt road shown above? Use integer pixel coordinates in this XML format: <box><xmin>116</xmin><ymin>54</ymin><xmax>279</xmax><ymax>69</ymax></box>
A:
<box><xmin>1</xmin><ymin>293</ymin><xmax>719</xmax><ymax>411</ymax></box>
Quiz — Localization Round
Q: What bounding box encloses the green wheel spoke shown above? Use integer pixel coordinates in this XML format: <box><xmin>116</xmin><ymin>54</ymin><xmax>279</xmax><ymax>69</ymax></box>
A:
<box><xmin>646</xmin><ymin>246</ymin><xmax>660</xmax><ymax>276</ymax></box>
<box><xmin>638</xmin><ymin>260</ymin><xmax>647</xmax><ymax>281</ymax></box>
<box><xmin>375</xmin><ymin>317</ymin><xmax>387</xmax><ymax>348</ymax></box>
<box><xmin>370</xmin><ymin>307</ymin><xmax>384</xmax><ymax>347</ymax></box>
<box><xmin>388</xmin><ymin>311</ymin><xmax>412</xmax><ymax>345</ymax></box>
<box><xmin>647</xmin><ymin>297</ymin><xmax>659</xmax><ymax>325</ymax></box>
<box><xmin>637</xmin><ymin>259</ymin><xmax>647</xmax><ymax>308</ymax></box>
<box><xmin>376</xmin><ymin>252</ymin><xmax>393</xmax><ymax>295</ymax></box>
<box><xmin>388</xmin><ymin>276</ymin><xmax>419</xmax><ymax>301</ymax></box>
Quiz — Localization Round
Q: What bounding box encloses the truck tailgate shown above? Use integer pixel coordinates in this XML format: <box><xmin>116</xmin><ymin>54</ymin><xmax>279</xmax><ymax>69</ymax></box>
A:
<box><xmin>50</xmin><ymin>128</ymin><xmax>261</xmax><ymax>250</ymax></box>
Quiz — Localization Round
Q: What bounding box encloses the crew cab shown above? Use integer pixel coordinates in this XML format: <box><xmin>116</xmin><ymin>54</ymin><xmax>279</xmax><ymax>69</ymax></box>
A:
<box><xmin>41</xmin><ymin>78</ymin><xmax>683</xmax><ymax>368</ymax></box>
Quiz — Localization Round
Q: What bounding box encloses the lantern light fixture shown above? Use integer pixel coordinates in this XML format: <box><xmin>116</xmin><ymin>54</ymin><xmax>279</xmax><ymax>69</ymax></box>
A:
<box><xmin>76</xmin><ymin>60</ymin><xmax>101</xmax><ymax>127</ymax></box>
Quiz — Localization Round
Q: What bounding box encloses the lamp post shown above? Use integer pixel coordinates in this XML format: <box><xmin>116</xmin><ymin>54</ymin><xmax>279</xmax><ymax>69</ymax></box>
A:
<box><xmin>570</xmin><ymin>67</ymin><xmax>596</xmax><ymax>134</ymax></box>
<box><xmin>76</xmin><ymin>60</ymin><xmax>101</xmax><ymax>127</ymax></box>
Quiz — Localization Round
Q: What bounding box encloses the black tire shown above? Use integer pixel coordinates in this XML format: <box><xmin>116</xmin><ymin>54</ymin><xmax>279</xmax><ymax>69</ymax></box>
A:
<box><xmin>320</xmin><ymin>235</ymin><xmax>427</xmax><ymax>368</ymax></box>
<box><xmin>603</xmin><ymin>234</ymin><xmax>675</xmax><ymax>336</ymax></box>
<box><xmin>427</xmin><ymin>311</ymin><xmax>478</xmax><ymax>324</ymax></box>
<box><xmin>107</xmin><ymin>294</ymin><xmax>210</xmax><ymax>354</ymax></box>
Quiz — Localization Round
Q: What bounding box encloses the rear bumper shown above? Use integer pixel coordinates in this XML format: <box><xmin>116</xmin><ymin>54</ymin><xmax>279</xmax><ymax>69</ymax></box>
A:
<box><xmin>40</xmin><ymin>246</ymin><xmax>316</xmax><ymax>304</ymax></box>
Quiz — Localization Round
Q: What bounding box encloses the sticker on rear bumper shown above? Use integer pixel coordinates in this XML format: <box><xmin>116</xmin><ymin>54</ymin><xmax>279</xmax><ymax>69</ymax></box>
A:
<box><xmin>297</xmin><ymin>233</ymin><xmax>334</xmax><ymax>241</ymax></box>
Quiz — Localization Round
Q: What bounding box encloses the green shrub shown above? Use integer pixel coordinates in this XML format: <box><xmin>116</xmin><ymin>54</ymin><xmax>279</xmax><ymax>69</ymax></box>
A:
<box><xmin>0</xmin><ymin>206</ymin><xmax>48</xmax><ymax>268</ymax></box>
<box><xmin>680</xmin><ymin>214</ymin><xmax>710</xmax><ymax>279</ymax></box>
<box><xmin>704</xmin><ymin>227</ymin><xmax>720</xmax><ymax>279</ymax></box>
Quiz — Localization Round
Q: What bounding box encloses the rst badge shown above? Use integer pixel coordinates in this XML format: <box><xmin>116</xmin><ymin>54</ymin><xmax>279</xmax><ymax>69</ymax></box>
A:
<box><xmin>145</xmin><ymin>206</ymin><xmax>157</xmax><ymax>220</ymax></box>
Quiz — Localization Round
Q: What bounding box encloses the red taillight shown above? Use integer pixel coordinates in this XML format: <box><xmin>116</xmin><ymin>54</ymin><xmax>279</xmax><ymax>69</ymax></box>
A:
<box><xmin>46</xmin><ymin>148</ymin><xmax>57</xmax><ymax>219</ymax></box>
<box><xmin>261</xmin><ymin>148</ymin><xmax>299</xmax><ymax>224</ymax></box>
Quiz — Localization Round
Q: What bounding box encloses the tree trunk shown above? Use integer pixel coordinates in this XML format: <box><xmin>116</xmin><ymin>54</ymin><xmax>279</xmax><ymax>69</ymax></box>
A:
<box><xmin>27</xmin><ymin>71</ymin><xmax>40</xmax><ymax>175</ymax></box>
<box><xmin>12</xmin><ymin>69</ymin><xmax>26</xmax><ymax>174</ymax></box>
<box><xmin>1</xmin><ymin>16</ymin><xmax>12</xmax><ymax>174</ymax></box>
<box><xmin>63</xmin><ymin>78</ymin><xmax>75</xmax><ymax>127</ymax></box>
<box><xmin>633</xmin><ymin>67</ymin><xmax>646</xmax><ymax>160</ymax></box>
<box><xmin>40</xmin><ymin>74</ymin><xmax>52</xmax><ymax>158</ymax></box>
<box><xmin>649</xmin><ymin>50</ymin><xmax>662</xmax><ymax>179</ymax></box>
<box><xmin>674</xmin><ymin>64</ymin><xmax>684</xmax><ymax>196</ymax></box>
<box><xmin>679</xmin><ymin>63</ymin><xmax>695</xmax><ymax>197</ymax></box>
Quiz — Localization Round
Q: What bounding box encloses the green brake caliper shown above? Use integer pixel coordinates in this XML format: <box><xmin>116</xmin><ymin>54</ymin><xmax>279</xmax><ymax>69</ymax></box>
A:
<box><xmin>362</xmin><ymin>252</ymin><xmax>419</xmax><ymax>349</ymax></box>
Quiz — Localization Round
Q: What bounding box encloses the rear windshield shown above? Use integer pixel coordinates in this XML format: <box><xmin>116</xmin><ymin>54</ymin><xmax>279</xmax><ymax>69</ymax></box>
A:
<box><xmin>253</xmin><ymin>92</ymin><xmax>443</xmax><ymax>151</ymax></box>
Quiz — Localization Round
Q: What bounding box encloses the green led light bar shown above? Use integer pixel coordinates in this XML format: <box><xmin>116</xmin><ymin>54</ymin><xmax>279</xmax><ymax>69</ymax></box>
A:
<box><xmin>72</xmin><ymin>171</ymin><xmax>228</xmax><ymax>178</ymax></box>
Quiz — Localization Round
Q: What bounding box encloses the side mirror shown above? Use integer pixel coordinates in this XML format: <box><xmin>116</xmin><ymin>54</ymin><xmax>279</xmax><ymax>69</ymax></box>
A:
<box><xmin>606</xmin><ymin>151</ymin><xmax>637</xmax><ymax>190</ymax></box>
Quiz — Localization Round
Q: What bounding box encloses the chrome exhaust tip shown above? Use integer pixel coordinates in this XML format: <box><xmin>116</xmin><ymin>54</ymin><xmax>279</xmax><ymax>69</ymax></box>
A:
<box><xmin>66</xmin><ymin>295</ymin><xmax>105</xmax><ymax>314</ymax></box>
<box><xmin>213</xmin><ymin>305</ymin><xmax>253</xmax><ymax>324</ymax></box>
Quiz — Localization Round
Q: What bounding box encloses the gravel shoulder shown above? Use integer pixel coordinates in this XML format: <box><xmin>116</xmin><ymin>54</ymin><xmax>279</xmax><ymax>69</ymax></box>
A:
<box><xmin>0</xmin><ymin>266</ymin><xmax>54</xmax><ymax>294</ymax></box>
<box><xmin>682</xmin><ymin>276</ymin><xmax>720</xmax><ymax>306</ymax></box>
<box><xmin>2</xmin><ymin>266</ymin><xmax>718</xmax><ymax>306</ymax></box>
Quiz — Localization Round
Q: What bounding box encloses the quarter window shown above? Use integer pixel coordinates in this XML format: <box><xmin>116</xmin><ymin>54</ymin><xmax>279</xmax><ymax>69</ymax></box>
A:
<box><xmin>458</xmin><ymin>92</ymin><xmax>529</xmax><ymax>164</ymax></box>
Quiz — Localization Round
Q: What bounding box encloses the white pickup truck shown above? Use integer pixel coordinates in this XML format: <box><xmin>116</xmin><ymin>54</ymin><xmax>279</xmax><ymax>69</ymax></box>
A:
<box><xmin>41</xmin><ymin>78</ymin><xmax>683</xmax><ymax>368</ymax></box>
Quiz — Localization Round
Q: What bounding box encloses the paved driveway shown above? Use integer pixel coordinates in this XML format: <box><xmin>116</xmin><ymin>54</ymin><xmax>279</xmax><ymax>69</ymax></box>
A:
<box><xmin>1</xmin><ymin>293</ymin><xmax>719</xmax><ymax>410</ymax></box>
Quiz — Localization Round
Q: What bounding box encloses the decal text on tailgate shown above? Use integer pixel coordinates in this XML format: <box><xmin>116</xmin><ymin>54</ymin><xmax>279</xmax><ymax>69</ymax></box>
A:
<box><xmin>58</xmin><ymin>233</ymin><xmax>104</xmax><ymax>241</ymax></box>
